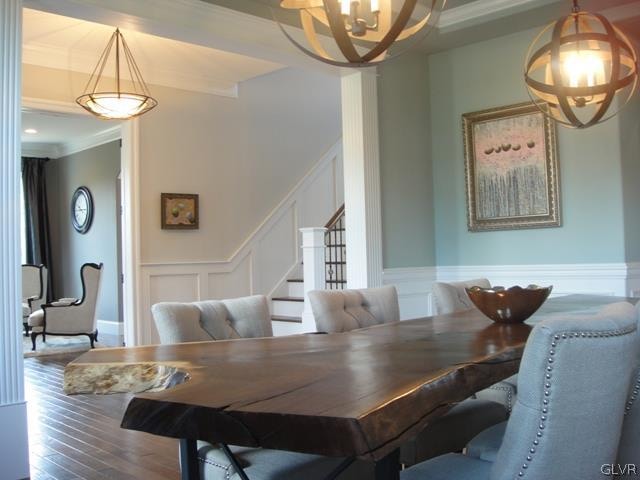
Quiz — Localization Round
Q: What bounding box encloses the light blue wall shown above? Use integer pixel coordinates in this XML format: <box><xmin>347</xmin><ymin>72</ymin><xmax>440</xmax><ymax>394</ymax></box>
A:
<box><xmin>620</xmin><ymin>92</ymin><xmax>640</xmax><ymax>263</ymax></box>
<box><xmin>378</xmin><ymin>52</ymin><xmax>435</xmax><ymax>268</ymax></box>
<box><xmin>429</xmin><ymin>27</ymin><xmax>627</xmax><ymax>266</ymax></box>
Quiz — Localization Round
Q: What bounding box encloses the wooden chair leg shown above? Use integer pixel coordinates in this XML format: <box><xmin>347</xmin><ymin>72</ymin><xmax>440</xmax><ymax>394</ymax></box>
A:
<box><xmin>31</xmin><ymin>331</ymin><xmax>38</xmax><ymax>351</ymax></box>
<box><xmin>89</xmin><ymin>333</ymin><xmax>95</xmax><ymax>349</ymax></box>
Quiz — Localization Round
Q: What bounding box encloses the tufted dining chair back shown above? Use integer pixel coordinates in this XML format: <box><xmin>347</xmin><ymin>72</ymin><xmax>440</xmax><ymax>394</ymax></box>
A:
<box><xmin>616</xmin><ymin>301</ymin><xmax>640</xmax><ymax>464</ymax></box>
<box><xmin>490</xmin><ymin>302</ymin><xmax>639</xmax><ymax>480</ymax></box>
<box><xmin>152</xmin><ymin>295</ymin><xmax>273</xmax><ymax>344</ymax></box>
<box><xmin>308</xmin><ymin>286</ymin><xmax>400</xmax><ymax>333</ymax></box>
<box><xmin>431</xmin><ymin>278</ymin><xmax>491</xmax><ymax>315</ymax></box>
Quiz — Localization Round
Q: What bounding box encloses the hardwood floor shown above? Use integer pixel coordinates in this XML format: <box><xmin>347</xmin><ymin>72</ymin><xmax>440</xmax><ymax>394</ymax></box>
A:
<box><xmin>24</xmin><ymin>352</ymin><xmax>180</xmax><ymax>480</ymax></box>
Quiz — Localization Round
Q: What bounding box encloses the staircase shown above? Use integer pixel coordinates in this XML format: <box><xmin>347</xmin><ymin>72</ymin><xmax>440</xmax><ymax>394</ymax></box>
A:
<box><xmin>271</xmin><ymin>205</ymin><xmax>346</xmax><ymax>328</ymax></box>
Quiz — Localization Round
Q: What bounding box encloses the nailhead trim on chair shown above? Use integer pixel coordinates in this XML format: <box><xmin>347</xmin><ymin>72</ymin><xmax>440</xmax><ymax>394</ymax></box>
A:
<box><xmin>489</xmin><ymin>385</ymin><xmax>513</xmax><ymax>412</ymax></box>
<box><xmin>516</xmin><ymin>325</ymin><xmax>637</xmax><ymax>480</ymax></box>
<box><xmin>199</xmin><ymin>455</ymin><xmax>233</xmax><ymax>480</ymax></box>
<box><xmin>625</xmin><ymin>372</ymin><xmax>640</xmax><ymax>415</ymax></box>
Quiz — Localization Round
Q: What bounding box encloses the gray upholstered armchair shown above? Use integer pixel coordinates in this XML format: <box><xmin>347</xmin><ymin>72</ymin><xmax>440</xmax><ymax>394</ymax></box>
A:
<box><xmin>308</xmin><ymin>285</ymin><xmax>509</xmax><ymax>466</ymax></box>
<box><xmin>28</xmin><ymin>263</ymin><xmax>102</xmax><ymax>351</ymax></box>
<box><xmin>151</xmin><ymin>294</ymin><xmax>374</xmax><ymax>479</ymax></box>
<box><xmin>432</xmin><ymin>279</ymin><xmax>518</xmax><ymax>412</ymax></box>
<box><xmin>401</xmin><ymin>301</ymin><xmax>639</xmax><ymax>479</ymax></box>
<box><xmin>21</xmin><ymin>264</ymin><xmax>47</xmax><ymax>336</ymax></box>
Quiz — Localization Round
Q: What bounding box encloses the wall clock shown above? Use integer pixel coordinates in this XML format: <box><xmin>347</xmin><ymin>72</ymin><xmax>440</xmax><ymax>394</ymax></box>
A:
<box><xmin>71</xmin><ymin>186</ymin><xmax>94</xmax><ymax>234</ymax></box>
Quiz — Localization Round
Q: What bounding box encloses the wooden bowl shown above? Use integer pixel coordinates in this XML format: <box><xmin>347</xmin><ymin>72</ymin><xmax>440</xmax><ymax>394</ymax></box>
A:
<box><xmin>465</xmin><ymin>285</ymin><xmax>553</xmax><ymax>324</ymax></box>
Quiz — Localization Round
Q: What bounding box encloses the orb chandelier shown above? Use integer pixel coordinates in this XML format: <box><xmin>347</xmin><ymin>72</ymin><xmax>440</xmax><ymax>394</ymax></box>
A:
<box><xmin>278</xmin><ymin>0</ymin><xmax>446</xmax><ymax>67</ymax></box>
<box><xmin>524</xmin><ymin>0</ymin><xmax>638</xmax><ymax>129</ymax></box>
<box><xmin>76</xmin><ymin>28</ymin><xmax>158</xmax><ymax>120</ymax></box>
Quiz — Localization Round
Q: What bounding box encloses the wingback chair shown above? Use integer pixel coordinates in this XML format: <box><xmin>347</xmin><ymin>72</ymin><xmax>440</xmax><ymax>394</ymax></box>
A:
<box><xmin>151</xmin><ymin>295</ymin><xmax>373</xmax><ymax>479</ymax></box>
<box><xmin>22</xmin><ymin>264</ymin><xmax>48</xmax><ymax>336</ymax></box>
<box><xmin>308</xmin><ymin>286</ymin><xmax>509</xmax><ymax>466</ymax></box>
<box><xmin>432</xmin><ymin>279</ymin><xmax>518</xmax><ymax>412</ymax></box>
<box><xmin>28</xmin><ymin>263</ymin><xmax>102</xmax><ymax>351</ymax></box>
<box><xmin>400</xmin><ymin>301</ymin><xmax>639</xmax><ymax>480</ymax></box>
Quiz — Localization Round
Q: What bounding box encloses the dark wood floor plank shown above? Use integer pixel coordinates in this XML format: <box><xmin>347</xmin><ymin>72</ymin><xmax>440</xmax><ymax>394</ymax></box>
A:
<box><xmin>25</xmin><ymin>353</ymin><xmax>180</xmax><ymax>480</ymax></box>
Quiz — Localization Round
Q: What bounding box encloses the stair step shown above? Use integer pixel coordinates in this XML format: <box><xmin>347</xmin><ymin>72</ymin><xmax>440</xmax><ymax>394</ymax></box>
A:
<box><xmin>271</xmin><ymin>315</ymin><xmax>302</xmax><ymax>324</ymax></box>
<box><xmin>325</xmin><ymin>244</ymin><xmax>346</xmax><ymax>248</ymax></box>
<box><xmin>325</xmin><ymin>261</ymin><xmax>346</xmax><ymax>265</ymax></box>
<box><xmin>272</xmin><ymin>296</ymin><xmax>304</xmax><ymax>302</ymax></box>
<box><xmin>287</xmin><ymin>278</ymin><xmax>303</xmax><ymax>283</ymax></box>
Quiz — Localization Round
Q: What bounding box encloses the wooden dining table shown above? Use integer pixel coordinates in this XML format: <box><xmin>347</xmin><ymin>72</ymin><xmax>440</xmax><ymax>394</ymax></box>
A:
<box><xmin>64</xmin><ymin>294</ymin><xmax>635</xmax><ymax>480</ymax></box>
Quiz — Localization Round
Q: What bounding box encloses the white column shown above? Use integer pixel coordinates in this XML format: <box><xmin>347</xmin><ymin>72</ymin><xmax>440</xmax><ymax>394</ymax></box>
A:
<box><xmin>0</xmin><ymin>1</ymin><xmax>30</xmax><ymax>479</ymax></box>
<box><xmin>341</xmin><ymin>71</ymin><xmax>383</xmax><ymax>289</ymax></box>
<box><xmin>300</xmin><ymin>227</ymin><xmax>327</xmax><ymax>331</ymax></box>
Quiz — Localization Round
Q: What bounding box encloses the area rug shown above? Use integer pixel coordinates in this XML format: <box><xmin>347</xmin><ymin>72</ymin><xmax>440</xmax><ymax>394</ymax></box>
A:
<box><xmin>23</xmin><ymin>334</ymin><xmax>104</xmax><ymax>358</ymax></box>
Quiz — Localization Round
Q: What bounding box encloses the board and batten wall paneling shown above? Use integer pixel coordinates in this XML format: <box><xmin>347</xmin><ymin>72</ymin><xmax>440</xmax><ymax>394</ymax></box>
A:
<box><xmin>140</xmin><ymin>144</ymin><xmax>343</xmax><ymax>344</ymax></box>
<box><xmin>383</xmin><ymin>263</ymin><xmax>640</xmax><ymax>321</ymax></box>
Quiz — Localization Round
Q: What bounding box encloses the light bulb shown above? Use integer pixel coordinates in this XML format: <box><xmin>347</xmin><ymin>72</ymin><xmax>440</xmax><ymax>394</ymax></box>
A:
<box><xmin>340</xmin><ymin>0</ymin><xmax>351</xmax><ymax>16</ymax></box>
<box><xmin>563</xmin><ymin>50</ymin><xmax>606</xmax><ymax>88</ymax></box>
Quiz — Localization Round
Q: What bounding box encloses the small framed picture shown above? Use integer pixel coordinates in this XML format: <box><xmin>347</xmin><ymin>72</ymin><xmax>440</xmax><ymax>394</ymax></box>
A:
<box><xmin>161</xmin><ymin>193</ymin><xmax>199</xmax><ymax>230</ymax></box>
<box><xmin>463</xmin><ymin>102</ymin><xmax>561</xmax><ymax>232</ymax></box>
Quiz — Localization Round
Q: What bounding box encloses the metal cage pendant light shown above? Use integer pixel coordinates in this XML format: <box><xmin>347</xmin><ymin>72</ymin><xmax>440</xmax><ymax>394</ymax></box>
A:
<box><xmin>278</xmin><ymin>0</ymin><xmax>446</xmax><ymax>67</ymax></box>
<box><xmin>524</xmin><ymin>0</ymin><xmax>638</xmax><ymax>129</ymax></box>
<box><xmin>76</xmin><ymin>29</ymin><xmax>158</xmax><ymax>120</ymax></box>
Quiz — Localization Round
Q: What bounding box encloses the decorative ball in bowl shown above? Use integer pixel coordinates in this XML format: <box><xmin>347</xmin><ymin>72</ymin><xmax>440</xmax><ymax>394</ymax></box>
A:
<box><xmin>465</xmin><ymin>285</ymin><xmax>553</xmax><ymax>324</ymax></box>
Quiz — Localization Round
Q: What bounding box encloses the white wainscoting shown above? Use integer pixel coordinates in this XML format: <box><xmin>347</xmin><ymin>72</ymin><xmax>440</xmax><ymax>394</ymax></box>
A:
<box><xmin>383</xmin><ymin>262</ymin><xmax>640</xmax><ymax>321</ymax></box>
<box><xmin>136</xmin><ymin>142</ymin><xmax>343</xmax><ymax>344</ymax></box>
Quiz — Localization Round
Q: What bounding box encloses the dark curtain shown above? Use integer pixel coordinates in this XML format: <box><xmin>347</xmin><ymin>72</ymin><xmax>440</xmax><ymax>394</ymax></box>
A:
<box><xmin>22</xmin><ymin>157</ymin><xmax>54</xmax><ymax>300</ymax></box>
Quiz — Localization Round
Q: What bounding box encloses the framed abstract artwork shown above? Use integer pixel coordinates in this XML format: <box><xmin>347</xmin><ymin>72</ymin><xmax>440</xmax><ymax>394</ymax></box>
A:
<box><xmin>463</xmin><ymin>102</ymin><xmax>561</xmax><ymax>232</ymax></box>
<box><xmin>161</xmin><ymin>193</ymin><xmax>199</xmax><ymax>230</ymax></box>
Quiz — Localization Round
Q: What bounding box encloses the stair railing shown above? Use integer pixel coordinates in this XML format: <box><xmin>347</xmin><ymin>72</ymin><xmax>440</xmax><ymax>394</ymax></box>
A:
<box><xmin>324</xmin><ymin>204</ymin><xmax>345</xmax><ymax>290</ymax></box>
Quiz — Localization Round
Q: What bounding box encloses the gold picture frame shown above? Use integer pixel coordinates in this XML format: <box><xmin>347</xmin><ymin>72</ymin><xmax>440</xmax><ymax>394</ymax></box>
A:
<box><xmin>463</xmin><ymin>102</ymin><xmax>561</xmax><ymax>232</ymax></box>
<box><xmin>161</xmin><ymin>193</ymin><xmax>199</xmax><ymax>230</ymax></box>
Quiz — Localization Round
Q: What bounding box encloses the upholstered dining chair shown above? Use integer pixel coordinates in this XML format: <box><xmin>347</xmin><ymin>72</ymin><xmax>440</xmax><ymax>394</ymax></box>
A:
<box><xmin>151</xmin><ymin>295</ymin><xmax>373</xmax><ymax>480</ymax></box>
<box><xmin>400</xmin><ymin>301</ymin><xmax>639</xmax><ymax>480</ymax></box>
<box><xmin>432</xmin><ymin>279</ymin><xmax>518</xmax><ymax>412</ymax></box>
<box><xmin>21</xmin><ymin>264</ymin><xmax>48</xmax><ymax>336</ymax></box>
<box><xmin>465</xmin><ymin>300</ymin><xmax>640</xmax><ymax>465</ymax></box>
<box><xmin>28</xmin><ymin>263</ymin><xmax>102</xmax><ymax>351</ymax></box>
<box><xmin>152</xmin><ymin>295</ymin><xmax>275</xmax><ymax>343</ymax></box>
<box><xmin>308</xmin><ymin>286</ymin><xmax>509</xmax><ymax>466</ymax></box>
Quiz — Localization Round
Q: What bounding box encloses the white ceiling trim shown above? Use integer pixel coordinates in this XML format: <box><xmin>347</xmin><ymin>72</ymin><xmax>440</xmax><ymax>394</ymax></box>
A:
<box><xmin>438</xmin><ymin>0</ymin><xmax>559</xmax><ymax>30</ymax></box>
<box><xmin>22</xmin><ymin>142</ymin><xmax>62</xmax><ymax>159</ymax></box>
<box><xmin>22</xmin><ymin>41</ymin><xmax>240</xmax><ymax>98</ymax></box>
<box><xmin>57</xmin><ymin>125</ymin><xmax>121</xmax><ymax>158</ymax></box>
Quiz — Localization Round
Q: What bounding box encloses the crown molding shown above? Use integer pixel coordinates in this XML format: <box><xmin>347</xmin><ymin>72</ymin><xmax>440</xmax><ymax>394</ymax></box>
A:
<box><xmin>438</xmin><ymin>0</ymin><xmax>559</xmax><ymax>30</ymax></box>
<box><xmin>58</xmin><ymin>126</ymin><xmax>121</xmax><ymax>158</ymax></box>
<box><xmin>21</xmin><ymin>142</ymin><xmax>62</xmax><ymax>158</ymax></box>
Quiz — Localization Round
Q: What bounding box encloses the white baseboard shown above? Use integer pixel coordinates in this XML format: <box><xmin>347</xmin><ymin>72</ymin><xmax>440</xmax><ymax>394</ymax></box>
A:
<box><xmin>383</xmin><ymin>263</ymin><xmax>640</xmax><ymax>320</ymax></box>
<box><xmin>0</xmin><ymin>402</ymin><xmax>29</xmax><ymax>480</ymax></box>
<box><xmin>97</xmin><ymin>319</ymin><xmax>125</xmax><ymax>337</ymax></box>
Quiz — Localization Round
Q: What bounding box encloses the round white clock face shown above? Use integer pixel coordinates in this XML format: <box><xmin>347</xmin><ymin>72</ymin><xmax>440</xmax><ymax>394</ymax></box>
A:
<box><xmin>71</xmin><ymin>187</ymin><xmax>93</xmax><ymax>234</ymax></box>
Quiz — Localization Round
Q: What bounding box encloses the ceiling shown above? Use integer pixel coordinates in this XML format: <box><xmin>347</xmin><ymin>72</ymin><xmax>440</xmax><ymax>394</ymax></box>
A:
<box><xmin>22</xmin><ymin>8</ymin><xmax>285</xmax><ymax>97</ymax></box>
<box><xmin>21</xmin><ymin>109</ymin><xmax>118</xmax><ymax>158</ymax></box>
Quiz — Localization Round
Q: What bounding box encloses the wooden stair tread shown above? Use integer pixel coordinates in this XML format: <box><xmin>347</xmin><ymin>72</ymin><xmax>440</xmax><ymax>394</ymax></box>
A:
<box><xmin>271</xmin><ymin>315</ymin><xmax>302</xmax><ymax>324</ymax></box>
<box><xmin>287</xmin><ymin>278</ymin><xmax>304</xmax><ymax>283</ymax></box>
<box><xmin>272</xmin><ymin>296</ymin><xmax>304</xmax><ymax>302</ymax></box>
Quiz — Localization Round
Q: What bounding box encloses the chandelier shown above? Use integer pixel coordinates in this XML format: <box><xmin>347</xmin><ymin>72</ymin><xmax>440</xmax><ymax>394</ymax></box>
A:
<box><xmin>524</xmin><ymin>0</ymin><xmax>638</xmax><ymax>129</ymax></box>
<box><xmin>278</xmin><ymin>0</ymin><xmax>446</xmax><ymax>67</ymax></box>
<box><xmin>76</xmin><ymin>29</ymin><xmax>158</xmax><ymax>120</ymax></box>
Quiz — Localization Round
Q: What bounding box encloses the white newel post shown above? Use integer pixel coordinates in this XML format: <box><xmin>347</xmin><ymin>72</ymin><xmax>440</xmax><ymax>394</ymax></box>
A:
<box><xmin>0</xmin><ymin>1</ymin><xmax>31</xmax><ymax>479</ymax></box>
<box><xmin>300</xmin><ymin>228</ymin><xmax>327</xmax><ymax>331</ymax></box>
<box><xmin>341</xmin><ymin>71</ymin><xmax>383</xmax><ymax>289</ymax></box>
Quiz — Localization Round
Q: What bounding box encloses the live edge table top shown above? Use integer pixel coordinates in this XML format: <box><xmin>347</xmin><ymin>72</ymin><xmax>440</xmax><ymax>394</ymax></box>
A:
<box><xmin>65</xmin><ymin>295</ymin><xmax>636</xmax><ymax>462</ymax></box>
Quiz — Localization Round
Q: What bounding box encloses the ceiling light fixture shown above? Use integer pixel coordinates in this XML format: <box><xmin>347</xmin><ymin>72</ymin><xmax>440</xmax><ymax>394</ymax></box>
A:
<box><xmin>76</xmin><ymin>28</ymin><xmax>157</xmax><ymax>120</ymax></box>
<box><xmin>24</xmin><ymin>128</ymin><xmax>38</xmax><ymax>134</ymax></box>
<box><xmin>277</xmin><ymin>0</ymin><xmax>446</xmax><ymax>67</ymax></box>
<box><xmin>524</xmin><ymin>0</ymin><xmax>638</xmax><ymax>129</ymax></box>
